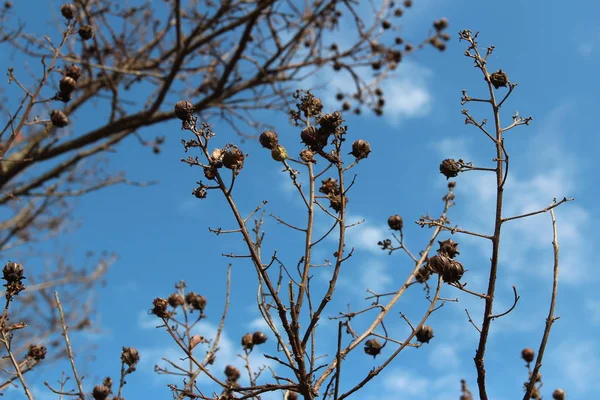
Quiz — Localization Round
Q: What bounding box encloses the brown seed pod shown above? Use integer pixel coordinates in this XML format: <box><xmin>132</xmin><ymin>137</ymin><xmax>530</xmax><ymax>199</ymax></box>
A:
<box><xmin>387</xmin><ymin>214</ymin><xmax>403</xmax><ymax>231</ymax></box>
<box><xmin>552</xmin><ymin>389</ymin><xmax>565</xmax><ymax>400</ymax></box>
<box><xmin>174</xmin><ymin>100</ymin><xmax>194</xmax><ymax>121</ymax></box>
<box><xmin>271</xmin><ymin>145</ymin><xmax>288</xmax><ymax>162</ymax></box>
<box><xmin>168</xmin><ymin>293</ymin><xmax>184</xmax><ymax>308</ymax></box>
<box><xmin>27</xmin><ymin>344</ymin><xmax>47</xmax><ymax>361</ymax></box>
<box><xmin>92</xmin><ymin>385</ymin><xmax>111</xmax><ymax>400</ymax></box>
<box><xmin>433</xmin><ymin>17</ymin><xmax>449</xmax><ymax>31</ymax></box>
<box><xmin>203</xmin><ymin>166</ymin><xmax>216</xmax><ymax>180</ymax></box>
<box><xmin>415</xmin><ymin>266</ymin><xmax>431</xmax><ymax>283</ymax></box>
<box><xmin>439</xmin><ymin>158</ymin><xmax>460</xmax><ymax>179</ymax></box>
<box><xmin>427</xmin><ymin>254</ymin><xmax>450</xmax><ymax>274</ymax></box>
<box><xmin>300</xmin><ymin>126</ymin><xmax>319</xmax><ymax>146</ymax></box>
<box><xmin>382</xmin><ymin>20</ymin><xmax>391</xmax><ymax>29</ymax></box>
<box><xmin>78</xmin><ymin>25</ymin><xmax>94</xmax><ymax>40</ymax></box>
<box><xmin>222</xmin><ymin>146</ymin><xmax>245</xmax><ymax>170</ymax></box>
<box><xmin>65</xmin><ymin>64</ymin><xmax>81</xmax><ymax>81</ymax></box>
<box><xmin>151</xmin><ymin>297</ymin><xmax>169</xmax><ymax>318</ymax></box>
<box><xmin>489</xmin><ymin>69</ymin><xmax>509</xmax><ymax>89</ymax></box>
<box><xmin>318</xmin><ymin>111</ymin><xmax>343</xmax><ymax>134</ymax></box>
<box><xmin>349</xmin><ymin>139</ymin><xmax>371</xmax><ymax>160</ymax></box>
<box><xmin>319</xmin><ymin>177</ymin><xmax>339</xmax><ymax>196</ymax></box>
<box><xmin>59</xmin><ymin>76</ymin><xmax>77</xmax><ymax>93</ymax></box>
<box><xmin>50</xmin><ymin>110</ymin><xmax>69</xmax><ymax>128</ymax></box>
<box><xmin>404</xmin><ymin>0</ymin><xmax>412</xmax><ymax>7</ymax></box>
<box><xmin>438</xmin><ymin>239</ymin><xmax>460</xmax><ymax>258</ymax></box>
<box><xmin>415</xmin><ymin>325</ymin><xmax>434</xmax><ymax>343</ymax></box>
<box><xmin>252</xmin><ymin>331</ymin><xmax>268</xmax><ymax>345</ymax></box>
<box><xmin>225</xmin><ymin>365</ymin><xmax>241</xmax><ymax>382</ymax></box>
<box><xmin>241</xmin><ymin>333</ymin><xmax>254</xmax><ymax>350</ymax></box>
<box><xmin>328</xmin><ymin>194</ymin><xmax>347</xmax><ymax>213</ymax></box>
<box><xmin>121</xmin><ymin>347</ymin><xmax>140</xmax><ymax>367</ymax></box>
<box><xmin>60</xmin><ymin>3</ymin><xmax>75</xmax><ymax>19</ymax></box>
<box><xmin>185</xmin><ymin>292</ymin><xmax>207</xmax><ymax>313</ymax></box>
<box><xmin>299</xmin><ymin>149</ymin><xmax>316</xmax><ymax>163</ymax></box>
<box><xmin>394</xmin><ymin>8</ymin><xmax>403</xmax><ymax>17</ymax></box>
<box><xmin>259</xmin><ymin>130</ymin><xmax>279</xmax><ymax>150</ymax></box>
<box><xmin>521</xmin><ymin>347</ymin><xmax>535</xmax><ymax>363</ymax></box>
<box><xmin>364</xmin><ymin>338</ymin><xmax>383</xmax><ymax>357</ymax></box>
<box><xmin>441</xmin><ymin>259</ymin><xmax>464</xmax><ymax>283</ymax></box>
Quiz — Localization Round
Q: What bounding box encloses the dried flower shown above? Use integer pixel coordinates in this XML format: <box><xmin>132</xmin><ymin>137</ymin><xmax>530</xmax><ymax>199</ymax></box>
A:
<box><xmin>60</xmin><ymin>4</ymin><xmax>75</xmax><ymax>19</ymax></box>
<box><xmin>65</xmin><ymin>64</ymin><xmax>81</xmax><ymax>81</ymax></box>
<box><xmin>174</xmin><ymin>100</ymin><xmax>194</xmax><ymax>121</ymax></box>
<box><xmin>59</xmin><ymin>76</ymin><xmax>77</xmax><ymax>93</ymax></box>
<box><xmin>318</xmin><ymin>112</ymin><xmax>343</xmax><ymax>134</ymax></box>
<box><xmin>300</xmin><ymin>126</ymin><xmax>319</xmax><ymax>146</ymax></box>
<box><xmin>433</xmin><ymin>17</ymin><xmax>449</xmax><ymax>31</ymax></box>
<box><xmin>387</xmin><ymin>215</ymin><xmax>403</xmax><ymax>231</ymax></box>
<box><xmin>415</xmin><ymin>325</ymin><xmax>434</xmax><ymax>343</ymax></box>
<box><xmin>271</xmin><ymin>145</ymin><xmax>288</xmax><ymax>161</ymax></box>
<box><xmin>364</xmin><ymin>338</ymin><xmax>383</xmax><ymax>357</ymax></box>
<box><xmin>259</xmin><ymin>130</ymin><xmax>279</xmax><ymax>150</ymax></box>
<box><xmin>185</xmin><ymin>292</ymin><xmax>207</xmax><ymax>313</ymax></box>
<box><xmin>225</xmin><ymin>365</ymin><xmax>241</xmax><ymax>382</ymax></box>
<box><xmin>92</xmin><ymin>385</ymin><xmax>111</xmax><ymax>400</ymax></box>
<box><xmin>27</xmin><ymin>344</ymin><xmax>47</xmax><ymax>361</ymax></box>
<box><xmin>328</xmin><ymin>194</ymin><xmax>347</xmax><ymax>213</ymax></box>
<box><xmin>50</xmin><ymin>110</ymin><xmax>69</xmax><ymax>128</ymax></box>
<box><xmin>299</xmin><ymin>149</ymin><xmax>316</xmax><ymax>163</ymax></box>
<box><xmin>441</xmin><ymin>259</ymin><xmax>464</xmax><ymax>282</ymax></box>
<box><xmin>350</xmin><ymin>139</ymin><xmax>371</xmax><ymax>160</ymax></box>
<box><xmin>151</xmin><ymin>297</ymin><xmax>169</xmax><ymax>318</ymax></box>
<box><xmin>3</xmin><ymin>261</ymin><xmax>26</xmax><ymax>297</ymax></box>
<box><xmin>78</xmin><ymin>25</ymin><xmax>94</xmax><ymax>40</ymax></box>
<box><xmin>489</xmin><ymin>69</ymin><xmax>509</xmax><ymax>89</ymax></box>
<box><xmin>252</xmin><ymin>331</ymin><xmax>268</xmax><ymax>345</ymax></box>
<box><xmin>415</xmin><ymin>266</ymin><xmax>431</xmax><ymax>283</ymax></box>
<box><xmin>203</xmin><ymin>166</ymin><xmax>216</xmax><ymax>180</ymax></box>
<box><xmin>121</xmin><ymin>347</ymin><xmax>140</xmax><ymax>367</ymax></box>
<box><xmin>439</xmin><ymin>158</ymin><xmax>460</xmax><ymax>179</ymax></box>
<box><xmin>222</xmin><ymin>146</ymin><xmax>245</xmax><ymax>171</ymax></box>
<box><xmin>319</xmin><ymin>177</ymin><xmax>339</xmax><ymax>196</ymax></box>
<box><xmin>241</xmin><ymin>333</ymin><xmax>253</xmax><ymax>350</ymax></box>
<box><xmin>438</xmin><ymin>239</ymin><xmax>459</xmax><ymax>258</ymax></box>
<box><xmin>552</xmin><ymin>389</ymin><xmax>565</xmax><ymax>400</ymax></box>
<box><xmin>521</xmin><ymin>348</ymin><xmax>535</xmax><ymax>363</ymax></box>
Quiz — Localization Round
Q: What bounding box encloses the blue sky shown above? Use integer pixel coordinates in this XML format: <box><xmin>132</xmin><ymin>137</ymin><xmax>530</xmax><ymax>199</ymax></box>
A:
<box><xmin>2</xmin><ymin>0</ymin><xmax>599</xmax><ymax>399</ymax></box>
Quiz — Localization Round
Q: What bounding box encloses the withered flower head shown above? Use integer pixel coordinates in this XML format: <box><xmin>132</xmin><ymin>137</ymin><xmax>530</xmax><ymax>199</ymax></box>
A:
<box><xmin>168</xmin><ymin>293</ymin><xmax>184</xmax><ymax>308</ymax></box>
<box><xmin>60</xmin><ymin>4</ymin><xmax>75</xmax><ymax>19</ymax></box>
<box><xmin>328</xmin><ymin>194</ymin><xmax>347</xmax><ymax>213</ymax></box>
<box><xmin>50</xmin><ymin>110</ymin><xmax>69</xmax><ymax>128</ymax></box>
<box><xmin>59</xmin><ymin>76</ymin><xmax>77</xmax><ymax>93</ymax></box>
<box><xmin>364</xmin><ymin>338</ymin><xmax>383</xmax><ymax>357</ymax></box>
<box><xmin>350</xmin><ymin>139</ymin><xmax>371</xmax><ymax>160</ymax></box>
<box><xmin>174</xmin><ymin>100</ymin><xmax>194</xmax><ymax>121</ymax></box>
<box><xmin>300</xmin><ymin>149</ymin><xmax>316</xmax><ymax>163</ymax></box>
<box><xmin>92</xmin><ymin>385</ymin><xmax>111</xmax><ymax>400</ymax></box>
<box><xmin>121</xmin><ymin>347</ymin><xmax>140</xmax><ymax>367</ymax></box>
<box><xmin>319</xmin><ymin>177</ymin><xmax>339</xmax><ymax>196</ymax></box>
<box><xmin>259</xmin><ymin>130</ymin><xmax>279</xmax><ymax>150</ymax></box>
<box><xmin>225</xmin><ymin>365</ymin><xmax>241</xmax><ymax>382</ymax></box>
<box><xmin>151</xmin><ymin>297</ymin><xmax>169</xmax><ymax>318</ymax></box>
<box><xmin>27</xmin><ymin>344</ymin><xmax>47</xmax><ymax>361</ymax></box>
<box><xmin>489</xmin><ymin>69</ymin><xmax>509</xmax><ymax>89</ymax></box>
<box><xmin>300</xmin><ymin>126</ymin><xmax>319</xmax><ymax>146</ymax></box>
<box><xmin>439</xmin><ymin>159</ymin><xmax>460</xmax><ymax>179</ymax></box>
<box><xmin>415</xmin><ymin>266</ymin><xmax>431</xmax><ymax>283</ymax></box>
<box><xmin>203</xmin><ymin>166</ymin><xmax>217</xmax><ymax>180</ymax></box>
<box><xmin>387</xmin><ymin>215</ymin><xmax>403</xmax><ymax>231</ymax></box>
<box><xmin>241</xmin><ymin>333</ymin><xmax>253</xmax><ymax>350</ymax></box>
<box><xmin>3</xmin><ymin>261</ymin><xmax>26</xmax><ymax>297</ymax></box>
<box><xmin>441</xmin><ymin>259</ymin><xmax>464</xmax><ymax>283</ymax></box>
<box><xmin>78</xmin><ymin>25</ymin><xmax>94</xmax><ymax>40</ymax></box>
<box><xmin>521</xmin><ymin>348</ymin><xmax>535</xmax><ymax>363</ymax></box>
<box><xmin>318</xmin><ymin>111</ymin><xmax>343</xmax><ymax>134</ymax></box>
<box><xmin>252</xmin><ymin>331</ymin><xmax>268</xmax><ymax>345</ymax></box>
<box><xmin>222</xmin><ymin>146</ymin><xmax>245</xmax><ymax>171</ymax></box>
<box><xmin>438</xmin><ymin>239</ymin><xmax>459</xmax><ymax>258</ymax></box>
<box><xmin>65</xmin><ymin>64</ymin><xmax>81</xmax><ymax>81</ymax></box>
<box><xmin>415</xmin><ymin>325</ymin><xmax>434</xmax><ymax>343</ymax></box>
<box><xmin>185</xmin><ymin>292</ymin><xmax>207</xmax><ymax>313</ymax></box>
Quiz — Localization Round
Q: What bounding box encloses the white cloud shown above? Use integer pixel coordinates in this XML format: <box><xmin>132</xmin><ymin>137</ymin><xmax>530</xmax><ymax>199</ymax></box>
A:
<box><xmin>551</xmin><ymin>340</ymin><xmax>600</xmax><ymax>394</ymax></box>
<box><xmin>429</xmin><ymin>344</ymin><xmax>460</xmax><ymax>370</ymax></box>
<box><xmin>344</xmin><ymin>214</ymin><xmax>388</xmax><ymax>255</ymax></box>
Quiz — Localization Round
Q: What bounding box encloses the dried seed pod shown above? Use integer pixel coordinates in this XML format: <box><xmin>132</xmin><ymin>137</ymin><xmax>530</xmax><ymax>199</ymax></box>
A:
<box><xmin>271</xmin><ymin>145</ymin><xmax>288</xmax><ymax>162</ymax></box>
<box><xmin>92</xmin><ymin>385</ymin><xmax>111</xmax><ymax>400</ymax></box>
<box><xmin>222</xmin><ymin>146</ymin><xmax>245</xmax><ymax>170</ymax></box>
<box><xmin>185</xmin><ymin>292</ymin><xmax>207</xmax><ymax>313</ymax></box>
<box><xmin>438</xmin><ymin>239</ymin><xmax>459</xmax><ymax>258</ymax></box>
<box><xmin>59</xmin><ymin>76</ymin><xmax>77</xmax><ymax>93</ymax></box>
<box><xmin>285</xmin><ymin>391</ymin><xmax>299</xmax><ymax>400</ymax></box>
<box><xmin>168</xmin><ymin>293</ymin><xmax>184</xmax><ymax>308</ymax></box>
<box><xmin>65</xmin><ymin>64</ymin><xmax>81</xmax><ymax>81</ymax></box>
<box><xmin>241</xmin><ymin>333</ymin><xmax>253</xmax><ymax>350</ymax></box>
<box><xmin>489</xmin><ymin>69</ymin><xmax>509</xmax><ymax>89</ymax></box>
<box><xmin>78</xmin><ymin>25</ymin><xmax>94</xmax><ymax>40</ymax></box>
<box><xmin>430</xmin><ymin>37</ymin><xmax>446</xmax><ymax>51</ymax></box>
<box><xmin>252</xmin><ymin>331</ymin><xmax>268</xmax><ymax>345</ymax></box>
<box><xmin>60</xmin><ymin>3</ymin><xmax>75</xmax><ymax>19</ymax></box>
<box><xmin>415</xmin><ymin>325</ymin><xmax>434</xmax><ymax>343</ymax></box>
<box><xmin>521</xmin><ymin>348</ymin><xmax>535</xmax><ymax>363</ymax></box>
<box><xmin>259</xmin><ymin>130</ymin><xmax>279</xmax><ymax>150</ymax></box>
<box><xmin>552</xmin><ymin>389</ymin><xmax>565</xmax><ymax>400</ymax></box>
<box><xmin>3</xmin><ymin>261</ymin><xmax>25</xmax><ymax>283</ymax></box>
<box><xmin>349</xmin><ymin>139</ymin><xmax>371</xmax><ymax>160</ymax></box>
<box><xmin>121</xmin><ymin>347</ymin><xmax>140</xmax><ymax>367</ymax></box>
<box><xmin>299</xmin><ymin>149</ymin><xmax>316</xmax><ymax>163</ymax></box>
<box><xmin>403</xmin><ymin>0</ymin><xmax>412</xmax><ymax>7</ymax></box>
<box><xmin>427</xmin><ymin>254</ymin><xmax>450</xmax><ymax>274</ymax></box>
<box><xmin>415</xmin><ymin>266</ymin><xmax>431</xmax><ymax>283</ymax></box>
<box><xmin>319</xmin><ymin>177</ymin><xmax>339</xmax><ymax>196</ymax></box>
<box><xmin>27</xmin><ymin>344</ymin><xmax>47</xmax><ymax>361</ymax></box>
<box><xmin>433</xmin><ymin>17</ymin><xmax>449</xmax><ymax>31</ymax></box>
<box><xmin>387</xmin><ymin>215</ymin><xmax>403</xmax><ymax>231</ymax></box>
<box><xmin>50</xmin><ymin>110</ymin><xmax>69</xmax><ymax>128</ymax></box>
<box><xmin>211</xmin><ymin>148</ymin><xmax>224</xmax><ymax>167</ymax></box>
<box><xmin>174</xmin><ymin>100</ymin><xmax>194</xmax><ymax>121</ymax></box>
<box><xmin>342</xmin><ymin>102</ymin><xmax>351</xmax><ymax>111</ymax></box>
<box><xmin>382</xmin><ymin>20</ymin><xmax>391</xmax><ymax>29</ymax></box>
<box><xmin>203</xmin><ymin>166</ymin><xmax>216</xmax><ymax>180</ymax></box>
<box><xmin>441</xmin><ymin>259</ymin><xmax>464</xmax><ymax>283</ymax></box>
<box><xmin>439</xmin><ymin>158</ymin><xmax>460</xmax><ymax>179</ymax></box>
<box><xmin>301</xmin><ymin>126</ymin><xmax>319</xmax><ymax>146</ymax></box>
<box><xmin>318</xmin><ymin>111</ymin><xmax>343</xmax><ymax>134</ymax></box>
<box><xmin>394</xmin><ymin>8</ymin><xmax>403</xmax><ymax>17</ymax></box>
<box><xmin>225</xmin><ymin>365</ymin><xmax>241</xmax><ymax>382</ymax></box>
<box><xmin>151</xmin><ymin>297</ymin><xmax>169</xmax><ymax>318</ymax></box>
<box><xmin>395</xmin><ymin>36</ymin><xmax>404</xmax><ymax>45</ymax></box>
<box><xmin>328</xmin><ymin>194</ymin><xmax>347</xmax><ymax>213</ymax></box>
<box><xmin>364</xmin><ymin>338</ymin><xmax>383</xmax><ymax>357</ymax></box>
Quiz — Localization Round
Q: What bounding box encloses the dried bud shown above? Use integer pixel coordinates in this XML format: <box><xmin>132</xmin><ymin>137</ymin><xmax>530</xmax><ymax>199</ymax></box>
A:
<box><xmin>3</xmin><ymin>261</ymin><xmax>25</xmax><ymax>283</ymax></box>
<box><xmin>552</xmin><ymin>389</ymin><xmax>565</xmax><ymax>400</ymax></box>
<box><xmin>382</xmin><ymin>20</ymin><xmax>391</xmax><ymax>29</ymax></box>
<box><xmin>27</xmin><ymin>344</ymin><xmax>47</xmax><ymax>361</ymax></box>
<box><xmin>318</xmin><ymin>112</ymin><xmax>343</xmax><ymax>134</ymax></box>
<box><xmin>174</xmin><ymin>100</ymin><xmax>194</xmax><ymax>121</ymax></box>
<box><xmin>60</xmin><ymin>4</ymin><xmax>75</xmax><ymax>19</ymax></box>
<box><xmin>387</xmin><ymin>215</ymin><xmax>403</xmax><ymax>231</ymax></box>
<box><xmin>271</xmin><ymin>145</ymin><xmax>288</xmax><ymax>162</ymax></box>
<box><xmin>364</xmin><ymin>338</ymin><xmax>383</xmax><ymax>357</ymax></box>
<box><xmin>430</xmin><ymin>37</ymin><xmax>446</xmax><ymax>51</ymax></box>
<box><xmin>50</xmin><ymin>110</ymin><xmax>69</xmax><ymax>128</ymax></box>
<box><xmin>222</xmin><ymin>147</ymin><xmax>245</xmax><ymax>170</ymax></box>
<box><xmin>151</xmin><ymin>298</ymin><xmax>169</xmax><ymax>318</ymax></box>
<box><xmin>319</xmin><ymin>177</ymin><xmax>339</xmax><ymax>196</ymax></box>
<box><xmin>441</xmin><ymin>259</ymin><xmax>464</xmax><ymax>282</ymax></box>
<box><xmin>185</xmin><ymin>292</ymin><xmax>207</xmax><ymax>313</ymax></box>
<box><xmin>395</xmin><ymin>36</ymin><xmax>404</xmax><ymax>45</ymax></box>
<box><xmin>225</xmin><ymin>365</ymin><xmax>241</xmax><ymax>382</ymax></box>
<box><xmin>439</xmin><ymin>159</ymin><xmax>460</xmax><ymax>179</ymax></box>
<box><xmin>433</xmin><ymin>17</ymin><xmax>449</xmax><ymax>31</ymax></box>
<box><xmin>394</xmin><ymin>8</ymin><xmax>403</xmax><ymax>17</ymax></box>
<box><xmin>241</xmin><ymin>333</ymin><xmax>253</xmax><ymax>350</ymax></box>
<box><xmin>328</xmin><ymin>194</ymin><xmax>347</xmax><ymax>213</ymax></box>
<box><xmin>350</xmin><ymin>139</ymin><xmax>371</xmax><ymax>160</ymax></box>
<box><xmin>299</xmin><ymin>149</ymin><xmax>316</xmax><ymax>163</ymax></box>
<box><xmin>121</xmin><ymin>347</ymin><xmax>140</xmax><ymax>367</ymax></box>
<box><xmin>489</xmin><ymin>69</ymin><xmax>509</xmax><ymax>89</ymax></box>
<box><xmin>300</xmin><ymin>126</ymin><xmax>319</xmax><ymax>146</ymax></box>
<box><xmin>521</xmin><ymin>348</ymin><xmax>535</xmax><ymax>363</ymax></box>
<box><xmin>404</xmin><ymin>0</ymin><xmax>412</xmax><ymax>7</ymax></box>
<box><xmin>65</xmin><ymin>64</ymin><xmax>81</xmax><ymax>81</ymax></box>
<box><xmin>415</xmin><ymin>266</ymin><xmax>431</xmax><ymax>283</ymax></box>
<box><xmin>59</xmin><ymin>76</ymin><xmax>77</xmax><ymax>93</ymax></box>
<box><xmin>438</xmin><ymin>239</ymin><xmax>459</xmax><ymax>258</ymax></box>
<box><xmin>415</xmin><ymin>325</ymin><xmax>434</xmax><ymax>343</ymax></box>
<box><xmin>78</xmin><ymin>25</ymin><xmax>94</xmax><ymax>40</ymax></box>
<box><xmin>92</xmin><ymin>385</ymin><xmax>111</xmax><ymax>400</ymax></box>
<box><xmin>252</xmin><ymin>331</ymin><xmax>268</xmax><ymax>345</ymax></box>
<box><xmin>259</xmin><ymin>130</ymin><xmax>279</xmax><ymax>150</ymax></box>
